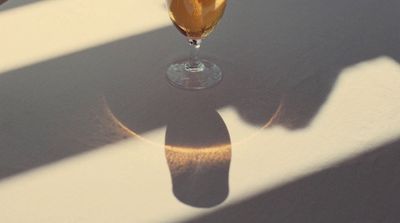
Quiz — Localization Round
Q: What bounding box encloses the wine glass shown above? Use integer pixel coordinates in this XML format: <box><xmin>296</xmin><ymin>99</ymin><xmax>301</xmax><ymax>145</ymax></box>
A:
<box><xmin>165</xmin><ymin>0</ymin><xmax>227</xmax><ymax>90</ymax></box>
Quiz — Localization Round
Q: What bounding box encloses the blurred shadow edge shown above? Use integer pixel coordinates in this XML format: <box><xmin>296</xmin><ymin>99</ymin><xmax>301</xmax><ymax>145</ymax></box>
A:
<box><xmin>0</xmin><ymin>0</ymin><xmax>38</xmax><ymax>12</ymax></box>
<box><xmin>0</xmin><ymin>26</ymin><xmax>177</xmax><ymax>181</ymax></box>
<box><xmin>182</xmin><ymin>138</ymin><xmax>400</xmax><ymax>223</ymax></box>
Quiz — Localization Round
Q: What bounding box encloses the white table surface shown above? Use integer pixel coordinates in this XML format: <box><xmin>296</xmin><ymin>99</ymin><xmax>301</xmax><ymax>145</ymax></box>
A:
<box><xmin>1</xmin><ymin>0</ymin><xmax>400</xmax><ymax>222</ymax></box>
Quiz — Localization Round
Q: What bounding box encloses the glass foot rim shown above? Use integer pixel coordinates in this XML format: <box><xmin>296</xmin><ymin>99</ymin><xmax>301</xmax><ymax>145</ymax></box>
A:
<box><xmin>166</xmin><ymin>59</ymin><xmax>222</xmax><ymax>90</ymax></box>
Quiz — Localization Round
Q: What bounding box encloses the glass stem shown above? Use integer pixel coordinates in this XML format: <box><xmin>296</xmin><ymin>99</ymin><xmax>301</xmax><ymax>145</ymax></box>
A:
<box><xmin>185</xmin><ymin>39</ymin><xmax>205</xmax><ymax>72</ymax></box>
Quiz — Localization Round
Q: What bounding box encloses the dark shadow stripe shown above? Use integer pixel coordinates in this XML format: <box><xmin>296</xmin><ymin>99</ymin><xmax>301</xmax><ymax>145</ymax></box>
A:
<box><xmin>0</xmin><ymin>0</ymin><xmax>39</xmax><ymax>12</ymax></box>
<box><xmin>182</xmin><ymin>138</ymin><xmax>400</xmax><ymax>223</ymax></box>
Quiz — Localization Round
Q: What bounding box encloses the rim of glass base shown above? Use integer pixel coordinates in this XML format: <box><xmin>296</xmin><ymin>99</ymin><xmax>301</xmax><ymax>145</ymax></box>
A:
<box><xmin>166</xmin><ymin>59</ymin><xmax>222</xmax><ymax>90</ymax></box>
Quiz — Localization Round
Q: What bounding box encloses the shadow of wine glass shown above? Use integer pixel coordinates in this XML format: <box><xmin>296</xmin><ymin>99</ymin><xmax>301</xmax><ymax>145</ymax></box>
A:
<box><xmin>1</xmin><ymin>0</ymin><xmax>399</xmax><ymax>203</ymax></box>
<box><xmin>165</xmin><ymin>107</ymin><xmax>231</xmax><ymax>208</ymax></box>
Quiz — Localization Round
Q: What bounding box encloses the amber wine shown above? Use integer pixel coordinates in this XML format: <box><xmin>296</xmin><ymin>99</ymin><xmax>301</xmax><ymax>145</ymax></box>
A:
<box><xmin>167</xmin><ymin>0</ymin><xmax>227</xmax><ymax>39</ymax></box>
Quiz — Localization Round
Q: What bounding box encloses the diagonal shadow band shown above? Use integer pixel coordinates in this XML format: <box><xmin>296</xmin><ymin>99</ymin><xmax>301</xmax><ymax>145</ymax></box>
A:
<box><xmin>0</xmin><ymin>0</ymin><xmax>37</xmax><ymax>12</ymax></box>
<box><xmin>0</xmin><ymin>0</ymin><xmax>399</xmax><ymax>182</ymax></box>
<box><xmin>181</xmin><ymin>138</ymin><xmax>400</xmax><ymax>223</ymax></box>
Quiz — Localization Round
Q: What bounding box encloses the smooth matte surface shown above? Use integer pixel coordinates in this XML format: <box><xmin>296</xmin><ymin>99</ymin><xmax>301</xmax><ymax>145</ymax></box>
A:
<box><xmin>1</xmin><ymin>0</ymin><xmax>400</xmax><ymax>222</ymax></box>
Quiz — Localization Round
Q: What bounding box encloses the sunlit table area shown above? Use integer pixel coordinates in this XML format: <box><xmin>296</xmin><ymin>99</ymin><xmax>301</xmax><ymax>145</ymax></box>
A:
<box><xmin>1</xmin><ymin>0</ymin><xmax>400</xmax><ymax>222</ymax></box>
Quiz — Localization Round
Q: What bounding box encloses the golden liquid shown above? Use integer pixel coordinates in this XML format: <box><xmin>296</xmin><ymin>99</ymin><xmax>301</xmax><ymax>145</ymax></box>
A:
<box><xmin>167</xmin><ymin>0</ymin><xmax>227</xmax><ymax>39</ymax></box>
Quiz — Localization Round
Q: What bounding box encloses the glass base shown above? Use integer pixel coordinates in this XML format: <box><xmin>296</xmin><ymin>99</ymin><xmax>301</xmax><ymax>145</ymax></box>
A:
<box><xmin>166</xmin><ymin>59</ymin><xmax>222</xmax><ymax>90</ymax></box>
